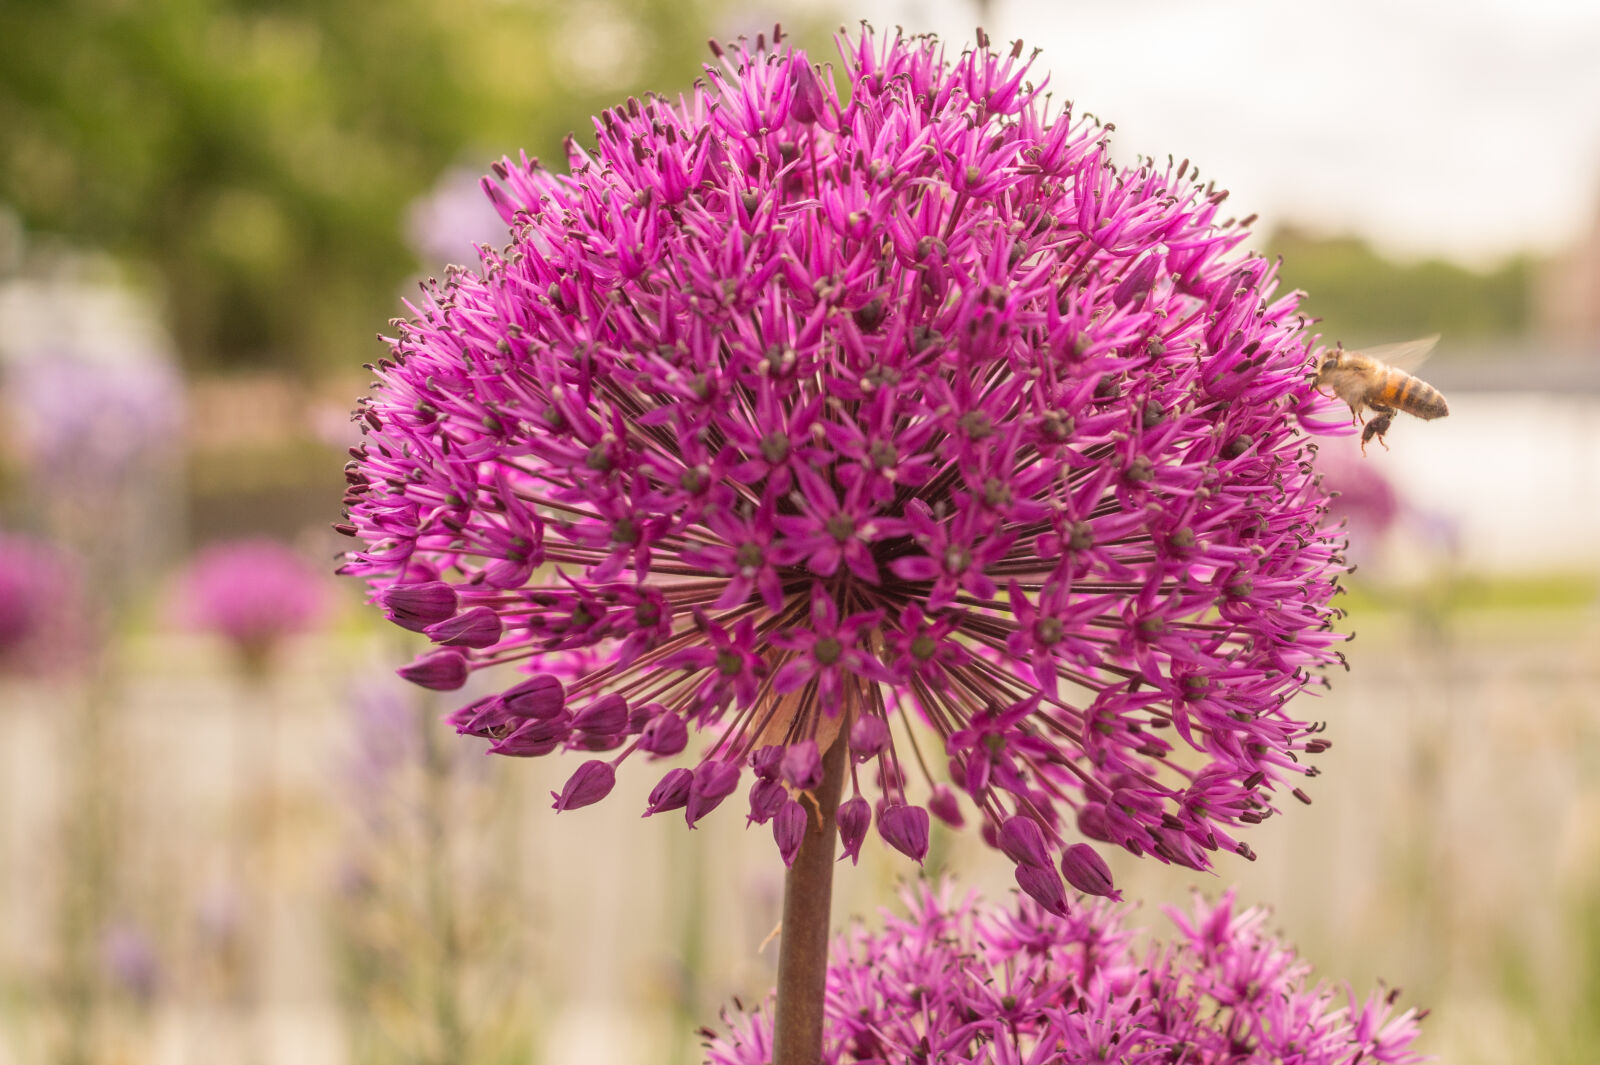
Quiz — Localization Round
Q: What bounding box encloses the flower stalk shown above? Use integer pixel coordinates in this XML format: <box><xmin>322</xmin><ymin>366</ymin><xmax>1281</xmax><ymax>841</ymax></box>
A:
<box><xmin>772</xmin><ymin>733</ymin><xmax>847</xmax><ymax>1065</ymax></box>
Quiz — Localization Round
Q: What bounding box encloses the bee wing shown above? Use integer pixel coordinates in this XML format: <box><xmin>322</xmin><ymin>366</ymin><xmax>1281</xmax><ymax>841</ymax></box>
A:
<box><xmin>1351</xmin><ymin>334</ymin><xmax>1440</xmax><ymax>372</ymax></box>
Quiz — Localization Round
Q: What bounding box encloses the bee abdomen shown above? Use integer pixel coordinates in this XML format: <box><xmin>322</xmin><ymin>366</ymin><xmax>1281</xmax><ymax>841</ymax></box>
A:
<box><xmin>1378</xmin><ymin>369</ymin><xmax>1450</xmax><ymax>421</ymax></box>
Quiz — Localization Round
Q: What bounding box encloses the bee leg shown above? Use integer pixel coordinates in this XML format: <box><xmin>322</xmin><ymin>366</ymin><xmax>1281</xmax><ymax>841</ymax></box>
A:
<box><xmin>1360</xmin><ymin>409</ymin><xmax>1394</xmax><ymax>455</ymax></box>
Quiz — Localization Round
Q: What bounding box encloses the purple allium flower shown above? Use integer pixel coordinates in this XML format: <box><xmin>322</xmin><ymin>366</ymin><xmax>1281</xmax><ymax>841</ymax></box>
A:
<box><xmin>405</xmin><ymin>166</ymin><xmax>512</xmax><ymax>268</ymax></box>
<box><xmin>1317</xmin><ymin>443</ymin><xmax>1399</xmax><ymax>541</ymax></box>
<box><xmin>99</xmin><ymin>920</ymin><xmax>161</xmax><ymax>1006</ymax></box>
<box><xmin>0</xmin><ymin>531</ymin><xmax>88</xmax><ymax>675</ymax></box>
<box><xmin>346</xmin><ymin>676</ymin><xmax>423</xmax><ymax>809</ymax></box>
<box><xmin>0</xmin><ymin>283</ymin><xmax>184</xmax><ymax>487</ymax></box>
<box><xmin>703</xmin><ymin>882</ymin><xmax>1425</xmax><ymax>1065</ymax></box>
<box><xmin>176</xmin><ymin>538</ymin><xmax>329</xmax><ymax>668</ymax></box>
<box><xmin>341</xmin><ymin>28</ymin><xmax>1349</xmax><ymax>889</ymax></box>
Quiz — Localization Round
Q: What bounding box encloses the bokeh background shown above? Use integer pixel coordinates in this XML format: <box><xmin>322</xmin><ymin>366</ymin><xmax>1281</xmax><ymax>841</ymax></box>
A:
<box><xmin>2</xmin><ymin>0</ymin><xmax>1597</xmax><ymax>1062</ymax></box>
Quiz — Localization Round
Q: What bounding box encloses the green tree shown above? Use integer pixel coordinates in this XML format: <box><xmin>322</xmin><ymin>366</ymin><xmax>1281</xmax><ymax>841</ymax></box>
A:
<box><xmin>1268</xmin><ymin>226</ymin><xmax>1532</xmax><ymax>346</ymax></box>
<box><xmin>0</xmin><ymin>0</ymin><xmax>730</xmax><ymax>376</ymax></box>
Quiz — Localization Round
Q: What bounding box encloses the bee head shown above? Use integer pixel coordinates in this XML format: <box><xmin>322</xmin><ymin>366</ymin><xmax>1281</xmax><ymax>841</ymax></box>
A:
<box><xmin>1313</xmin><ymin>350</ymin><xmax>1342</xmax><ymax>381</ymax></box>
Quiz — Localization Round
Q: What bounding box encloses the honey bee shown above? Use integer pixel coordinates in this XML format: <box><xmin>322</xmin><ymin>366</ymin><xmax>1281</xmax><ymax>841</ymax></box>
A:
<box><xmin>1314</xmin><ymin>334</ymin><xmax>1449</xmax><ymax>454</ymax></box>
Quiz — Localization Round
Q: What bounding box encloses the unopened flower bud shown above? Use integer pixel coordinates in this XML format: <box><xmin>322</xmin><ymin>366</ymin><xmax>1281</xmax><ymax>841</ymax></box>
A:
<box><xmin>877</xmin><ymin>803</ymin><xmax>930</xmax><ymax>862</ymax></box>
<box><xmin>928</xmin><ymin>785</ymin><xmax>963</xmax><ymax>827</ymax></box>
<box><xmin>489</xmin><ymin>714</ymin><xmax>571</xmax><ymax>757</ymax></box>
<box><xmin>998</xmin><ymin>815</ymin><xmax>1052</xmax><ymax>868</ymax></box>
<box><xmin>446</xmin><ymin>696</ymin><xmax>515</xmax><ymax>738</ymax></box>
<box><xmin>644</xmin><ymin>768</ymin><xmax>694</xmax><ymax>816</ymax></box>
<box><xmin>443</xmin><ymin>696</ymin><xmax>492</xmax><ymax>732</ymax></box>
<box><xmin>849</xmin><ymin>714</ymin><xmax>889</xmax><ymax>760</ymax></box>
<box><xmin>397</xmin><ymin>649</ymin><xmax>469</xmax><ymax>691</ymax></box>
<box><xmin>781</xmin><ymin>740</ymin><xmax>822</xmax><ymax>791</ymax></box>
<box><xmin>627</xmin><ymin>701</ymin><xmax>661</xmax><ymax>733</ymax></box>
<box><xmin>637</xmin><ymin>711</ymin><xmax>688</xmax><ymax>755</ymax></box>
<box><xmin>750</xmin><ymin>745</ymin><xmax>785</xmax><ymax>780</ymax></box>
<box><xmin>551</xmin><ymin>759</ymin><xmax>617</xmax><ymax>811</ymax></box>
<box><xmin>1014</xmin><ymin>863</ymin><xmax>1070</xmax><ymax>917</ymax></box>
<box><xmin>381</xmin><ymin>581</ymin><xmax>459</xmax><ymax>632</ymax></box>
<box><xmin>571</xmin><ymin>693</ymin><xmax>628</xmax><ymax>734</ymax></box>
<box><xmin>1076</xmin><ymin>803</ymin><xmax>1115</xmax><ymax>843</ymax></box>
<box><xmin>1061</xmin><ymin>843</ymin><xmax>1121</xmax><ymax>899</ymax></box>
<box><xmin>788</xmin><ymin>58</ymin><xmax>828</xmax><ymax>127</ymax></box>
<box><xmin>773</xmin><ymin>799</ymin><xmax>809</xmax><ymax>866</ymax></box>
<box><xmin>1112</xmin><ymin>254</ymin><xmax>1160</xmax><ymax>310</ymax></box>
<box><xmin>424</xmin><ymin>606</ymin><xmax>503</xmax><ymax>649</ymax></box>
<box><xmin>503</xmin><ymin>674</ymin><xmax>565</xmax><ymax>718</ymax></box>
<box><xmin>483</xmin><ymin>555</ymin><xmax>536</xmax><ymax>589</ymax></box>
<box><xmin>686</xmin><ymin>760</ymin><xmax>741</xmax><ymax>826</ymax></box>
<box><xmin>836</xmin><ymin>797</ymin><xmax>870</xmax><ymax>864</ymax></box>
<box><xmin>746</xmin><ymin>778</ymin><xmax>788</xmax><ymax>825</ymax></box>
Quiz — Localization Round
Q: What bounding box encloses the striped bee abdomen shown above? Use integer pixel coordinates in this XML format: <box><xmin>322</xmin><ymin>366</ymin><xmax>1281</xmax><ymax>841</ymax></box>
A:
<box><xmin>1375</xmin><ymin>368</ymin><xmax>1450</xmax><ymax>421</ymax></box>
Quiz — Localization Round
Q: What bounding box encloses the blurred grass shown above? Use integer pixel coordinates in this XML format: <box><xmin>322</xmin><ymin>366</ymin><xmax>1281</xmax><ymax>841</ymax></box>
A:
<box><xmin>1343</xmin><ymin>571</ymin><xmax>1600</xmax><ymax>614</ymax></box>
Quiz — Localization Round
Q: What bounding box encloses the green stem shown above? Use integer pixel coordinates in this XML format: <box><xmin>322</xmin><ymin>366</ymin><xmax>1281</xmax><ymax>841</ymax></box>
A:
<box><xmin>420</xmin><ymin>700</ymin><xmax>465</xmax><ymax>1065</ymax></box>
<box><xmin>771</xmin><ymin>737</ymin><xmax>847</xmax><ymax>1065</ymax></box>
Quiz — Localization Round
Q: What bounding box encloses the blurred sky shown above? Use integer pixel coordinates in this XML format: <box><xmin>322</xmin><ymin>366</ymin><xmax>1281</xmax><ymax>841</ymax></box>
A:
<box><xmin>793</xmin><ymin>0</ymin><xmax>1600</xmax><ymax>266</ymax></box>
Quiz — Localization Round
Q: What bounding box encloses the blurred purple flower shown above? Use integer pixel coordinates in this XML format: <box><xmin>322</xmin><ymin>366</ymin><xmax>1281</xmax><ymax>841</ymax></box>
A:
<box><xmin>4</xmin><ymin>346</ymin><xmax>182</xmax><ymax>486</ymax></box>
<box><xmin>405</xmin><ymin>166</ymin><xmax>510</xmax><ymax>267</ymax></box>
<box><xmin>1316</xmin><ymin>444</ymin><xmax>1400</xmax><ymax>546</ymax></box>
<box><xmin>350</xmin><ymin>679</ymin><xmax>421</xmax><ymax>781</ymax></box>
<box><xmin>176</xmin><ymin>539</ymin><xmax>329</xmax><ymax>667</ymax></box>
<box><xmin>341</xmin><ymin>29</ymin><xmax>1350</xmax><ymax>891</ymax></box>
<box><xmin>99</xmin><ymin>920</ymin><xmax>161</xmax><ymax>1006</ymax></box>
<box><xmin>195</xmin><ymin>878</ymin><xmax>243</xmax><ymax>949</ymax></box>
<box><xmin>705</xmin><ymin>882</ymin><xmax>1425</xmax><ymax>1065</ymax></box>
<box><xmin>341</xmin><ymin>677</ymin><xmax>425</xmax><ymax>833</ymax></box>
<box><xmin>0</xmin><ymin>531</ymin><xmax>88</xmax><ymax>675</ymax></box>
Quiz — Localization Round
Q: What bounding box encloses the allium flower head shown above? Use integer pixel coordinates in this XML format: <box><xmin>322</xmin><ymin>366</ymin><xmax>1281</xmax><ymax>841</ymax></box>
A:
<box><xmin>341</xmin><ymin>28</ymin><xmax>1348</xmax><ymax>896</ymax></box>
<box><xmin>0</xmin><ymin>532</ymin><xmax>88</xmax><ymax>675</ymax></box>
<box><xmin>704</xmin><ymin>883</ymin><xmax>1425</xmax><ymax>1065</ymax></box>
<box><xmin>6</xmin><ymin>350</ymin><xmax>183</xmax><ymax>480</ymax></box>
<box><xmin>0</xmin><ymin>279</ymin><xmax>183</xmax><ymax>489</ymax></box>
<box><xmin>177</xmin><ymin>538</ymin><xmax>329</xmax><ymax>669</ymax></box>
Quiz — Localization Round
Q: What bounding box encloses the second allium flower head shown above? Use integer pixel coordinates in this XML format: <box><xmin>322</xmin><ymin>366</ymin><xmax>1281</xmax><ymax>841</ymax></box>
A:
<box><xmin>705</xmin><ymin>883</ymin><xmax>1424</xmax><ymax>1065</ymax></box>
<box><xmin>341</xmin><ymin>27</ymin><xmax>1348</xmax><ymax>907</ymax></box>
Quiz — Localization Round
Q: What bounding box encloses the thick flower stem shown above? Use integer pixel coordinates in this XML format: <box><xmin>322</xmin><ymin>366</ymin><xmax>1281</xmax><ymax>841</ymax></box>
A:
<box><xmin>771</xmin><ymin>735</ymin><xmax>847</xmax><ymax>1065</ymax></box>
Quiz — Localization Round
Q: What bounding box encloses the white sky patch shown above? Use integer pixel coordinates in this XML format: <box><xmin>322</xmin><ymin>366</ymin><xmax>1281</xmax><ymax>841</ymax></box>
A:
<box><xmin>791</xmin><ymin>0</ymin><xmax>1600</xmax><ymax>265</ymax></box>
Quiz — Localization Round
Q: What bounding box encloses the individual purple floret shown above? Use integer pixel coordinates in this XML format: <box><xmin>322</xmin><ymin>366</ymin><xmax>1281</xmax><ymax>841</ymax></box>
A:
<box><xmin>703</xmin><ymin>882</ymin><xmax>1425</xmax><ymax>1065</ymax></box>
<box><xmin>177</xmin><ymin>538</ymin><xmax>329</xmax><ymax>669</ymax></box>
<box><xmin>0</xmin><ymin>531</ymin><xmax>88</xmax><ymax>675</ymax></box>
<box><xmin>341</xmin><ymin>27</ymin><xmax>1351</xmax><ymax>892</ymax></box>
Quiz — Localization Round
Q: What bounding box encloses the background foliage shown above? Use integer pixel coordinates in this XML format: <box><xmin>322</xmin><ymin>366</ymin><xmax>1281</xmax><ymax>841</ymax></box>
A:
<box><xmin>0</xmin><ymin>0</ymin><xmax>739</xmax><ymax>376</ymax></box>
<box><xmin>0</xmin><ymin>1</ymin><xmax>1534</xmax><ymax>380</ymax></box>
